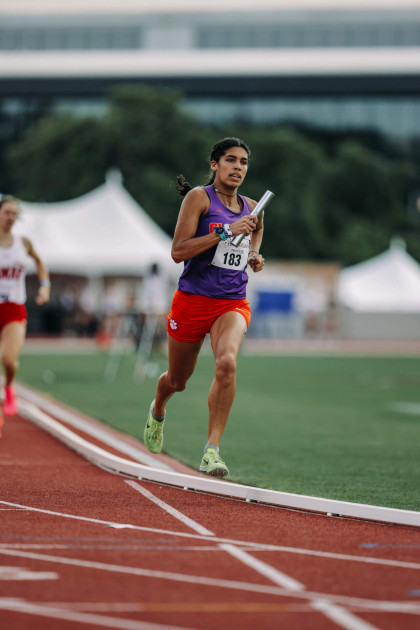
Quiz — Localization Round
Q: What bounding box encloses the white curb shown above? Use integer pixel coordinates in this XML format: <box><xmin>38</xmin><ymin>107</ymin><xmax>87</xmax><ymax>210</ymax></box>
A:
<box><xmin>17</xmin><ymin>398</ymin><xmax>420</xmax><ymax>528</ymax></box>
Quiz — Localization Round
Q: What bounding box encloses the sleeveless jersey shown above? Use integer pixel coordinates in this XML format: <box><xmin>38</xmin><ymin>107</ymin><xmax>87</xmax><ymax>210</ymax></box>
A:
<box><xmin>178</xmin><ymin>185</ymin><xmax>252</xmax><ymax>299</ymax></box>
<box><xmin>0</xmin><ymin>237</ymin><xmax>28</xmax><ymax>304</ymax></box>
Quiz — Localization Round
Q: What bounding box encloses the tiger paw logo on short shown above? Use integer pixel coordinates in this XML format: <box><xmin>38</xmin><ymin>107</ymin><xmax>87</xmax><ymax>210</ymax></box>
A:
<box><xmin>169</xmin><ymin>318</ymin><xmax>178</xmax><ymax>330</ymax></box>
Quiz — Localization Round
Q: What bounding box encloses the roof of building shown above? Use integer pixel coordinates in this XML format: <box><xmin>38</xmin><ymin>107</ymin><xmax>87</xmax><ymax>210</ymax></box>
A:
<box><xmin>3</xmin><ymin>48</ymin><xmax>420</xmax><ymax>80</ymax></box>
<box><xmin>2</xmin><ymin>1</ymin><xmax>420</xmax><ymax>15</ymax></box>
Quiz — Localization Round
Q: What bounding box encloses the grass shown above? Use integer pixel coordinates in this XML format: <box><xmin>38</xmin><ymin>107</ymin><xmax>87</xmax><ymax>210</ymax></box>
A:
<box><xmin>17</xmin><ymin>346</ymin><xmax>420</xmax><ymax>512</ymax></box>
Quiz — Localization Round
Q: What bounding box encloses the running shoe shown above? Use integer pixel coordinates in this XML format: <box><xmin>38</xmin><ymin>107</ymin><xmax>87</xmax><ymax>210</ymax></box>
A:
<box><xmin>143</xmin><ymin>399</ymin><xmax>165</xmax><ymax>454</ymax></box>
<box><xmin>200</xmin><ymin>448</ymin><xmax>229</xmax><ymax>477</ymax></box>
<box><xmin>3</xmin><ymin>386</ymin><xmax>18</xmax><ymax>416</ymax></box>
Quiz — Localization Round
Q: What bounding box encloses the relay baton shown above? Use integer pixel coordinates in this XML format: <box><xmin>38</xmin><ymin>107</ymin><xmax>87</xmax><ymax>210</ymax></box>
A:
<box><xmin>231</xmin><ymin>189</ymin><xmax>274</xmax><ymax>247</ymax></box>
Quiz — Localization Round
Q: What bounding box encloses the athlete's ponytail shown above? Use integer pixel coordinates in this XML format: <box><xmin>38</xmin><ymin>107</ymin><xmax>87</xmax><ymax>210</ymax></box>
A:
<box><xmin>176</xmin><ymin>174</ymin><xmax>193</xmax><ymax>197</ymax></box>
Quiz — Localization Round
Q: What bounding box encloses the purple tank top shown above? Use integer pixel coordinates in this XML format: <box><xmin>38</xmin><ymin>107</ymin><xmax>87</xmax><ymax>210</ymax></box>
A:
<box><xmin>178</xmin><ymin>185</ymin><xmax>252</xmax><ymax>299</ymax></box>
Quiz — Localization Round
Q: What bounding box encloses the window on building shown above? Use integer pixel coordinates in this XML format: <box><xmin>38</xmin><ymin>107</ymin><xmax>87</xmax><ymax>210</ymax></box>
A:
<box><xmin>0</xmin><ymin>26</ymin><xmax>142</xmax><ymax>50</ymax></box>
<box><xmin>196</xmin><ymin>22</ymin><xmax>420</xmax><ymax>49</ymax></box>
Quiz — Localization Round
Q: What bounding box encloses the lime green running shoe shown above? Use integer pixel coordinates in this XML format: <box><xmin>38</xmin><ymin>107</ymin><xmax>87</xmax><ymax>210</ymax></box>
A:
<box><xmin>143</xmin><ymin>400</ymin><xmax>165</xmax><ymax>454</ymax></box>
<box><xmin>200</xmin><ymin>448</ymin><xmax>229</xmax><ymax>477</ymax></box>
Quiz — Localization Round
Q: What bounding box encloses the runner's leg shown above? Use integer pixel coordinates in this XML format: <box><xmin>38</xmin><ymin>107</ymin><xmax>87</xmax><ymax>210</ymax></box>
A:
<box><xmin>1</xmin><ymin>321</ymin><xmax>26</xmax><ymax>388</ymax></box>
<box><xmin>153</xmin><ymin>335</ymin><xmax>204</xmax><ymax>418</ymax></box>
<box><xmin>207</xmin><ymin>311</ymin><xmax>247</xmax><ymax>447</ymax></box>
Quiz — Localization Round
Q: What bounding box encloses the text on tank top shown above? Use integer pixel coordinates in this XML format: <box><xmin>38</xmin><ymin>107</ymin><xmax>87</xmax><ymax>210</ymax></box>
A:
<box><xmin>0</xmin><ymin>236</ymin><xmax>28</xmax><ymax>304</ymax></box>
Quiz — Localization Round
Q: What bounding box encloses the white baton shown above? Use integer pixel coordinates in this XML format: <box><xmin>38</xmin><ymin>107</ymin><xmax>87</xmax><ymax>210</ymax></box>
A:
<box><xmin>231</xmin><ymin>190</ymin><xmax>275</xmax><ymax>247</ymax></box>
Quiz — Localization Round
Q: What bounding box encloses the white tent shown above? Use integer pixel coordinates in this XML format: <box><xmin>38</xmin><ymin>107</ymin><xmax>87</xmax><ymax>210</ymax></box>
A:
<box><xmin>338</xmin><ymin>238</ymin><xmax>420</xmax><ymax>339</ymax></box>
<box><xmin>338</xmin><ymin>238</ymin><xmax>420</xmax><ymax>313</ymax></box>
<box><xmin>14</xmin><ymin>171</ymin><xmax>179</xmax><ymax>279</ymax></box>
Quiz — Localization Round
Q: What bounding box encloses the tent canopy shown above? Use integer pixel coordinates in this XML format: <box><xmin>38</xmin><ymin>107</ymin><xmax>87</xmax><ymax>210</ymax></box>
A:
<box><xmin>338</xmin><ymin>238</ymin><xmax>420</xmax><ymax>313</ymax></box>
<box><xmin>14</xmin><ymin>171</ymin><xmax>179</xmax><ymax>279</ymax></box>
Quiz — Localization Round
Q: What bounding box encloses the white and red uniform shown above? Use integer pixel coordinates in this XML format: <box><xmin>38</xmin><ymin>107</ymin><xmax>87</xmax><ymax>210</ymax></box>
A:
<box><xmin>0</xmin><ymin>237</ymin><xmax>28</xmax><ymax>328</ymax></box>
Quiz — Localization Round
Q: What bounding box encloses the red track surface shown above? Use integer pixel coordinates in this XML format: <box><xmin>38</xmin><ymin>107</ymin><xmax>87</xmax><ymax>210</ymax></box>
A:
<box><xmin>1</xmin><ymin>397</ymin><xmax>420</xmax><ymax>630</ymax></box>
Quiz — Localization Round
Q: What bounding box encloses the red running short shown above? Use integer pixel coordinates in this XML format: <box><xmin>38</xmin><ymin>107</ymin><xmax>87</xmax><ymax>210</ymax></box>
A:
<box><xmin>167</xmin><ymin>290</ymin><xmax>251</xmax><ymax>343</ymax></box>
<box><xmin>0</xmin><ymin>303</ymin><xmax>27</xmax><ymax>330</ymax></box>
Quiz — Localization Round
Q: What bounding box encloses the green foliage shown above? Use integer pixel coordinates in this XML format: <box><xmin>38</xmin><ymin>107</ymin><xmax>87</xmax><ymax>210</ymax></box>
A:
<box><xmin>8</xmin><ymin>115</ymin><xmax>108</xmax><ymax>201</ymax></box>
<box><xmin>103</xmin><ymin>85</ymin><xmax>212</xmax><ymax>234</ymax></box>
<box><xmin>222</xmin><ymin>127</ymin><xmax>326</xmax><ymax>260</ymax></box>
<box><xmin>316</xmin><ymin>142</ymin><xmax>416</xmax><ymax>264</ymax></box>
<box><xmin>4</xmin><ymin>84</ymin><xmax>420</xmax><ymax>265</ymax></box>
<box><xmin>0</xmin><ymin>98</ymin><xmax>54</xmax><ymax>194</ymax></box>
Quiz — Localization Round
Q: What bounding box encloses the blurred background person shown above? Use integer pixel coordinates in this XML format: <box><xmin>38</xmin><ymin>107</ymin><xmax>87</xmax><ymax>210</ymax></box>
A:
<box><xmin>0</xmin><ymin>195</ymin><xmax>50</xmax><ymax>424</ymax></box>
<box><xmin>139</xmin><ymin>262</ymin><xmax>169</xmax><ymax>347</ymax></box>
<box><xmin>96</xmin><ymin>279</ymin><xmax>127</xmax><ymax>347</ymax></box>
<box><xmin>75</xmin><ymin>280</ymin><xmax>100</xmax><ymax>337</ymax></box>
<box><xmin>58</xmin><ymin>282</ymin><xmax>78</xmax><ymax>335</ymax></box>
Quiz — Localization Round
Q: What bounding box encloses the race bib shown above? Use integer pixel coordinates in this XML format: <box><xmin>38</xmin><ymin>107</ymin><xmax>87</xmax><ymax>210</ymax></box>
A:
<box><xmin>211</xmin><ymin>238</ymin><xmax>250</xmax><ymax>271</ymax></box>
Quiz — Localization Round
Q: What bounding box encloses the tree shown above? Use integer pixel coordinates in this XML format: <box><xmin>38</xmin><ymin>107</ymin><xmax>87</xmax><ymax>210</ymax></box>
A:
<box><xmin>318</xmin><ymin>141</ymin><xmax>416</xmax><ymax>264</ymax></box>
<box><xmin>8</xmin><ymin>115</ymin><xmax>108</xmax><ymax>201</ymax></box>
<box><xmin>0</xmin><ymin>98</ymin><xmax>54</xmax><ymax>195</ymax></box>
<box><xmin>230</xmin><ymin>127</ymin><xmax>327</xmax><ymax>260</ymax></box>
<box><xmin>103</xmin><ymin>85</ymin><xmax>212</xmax><ymax>235</ymax></box>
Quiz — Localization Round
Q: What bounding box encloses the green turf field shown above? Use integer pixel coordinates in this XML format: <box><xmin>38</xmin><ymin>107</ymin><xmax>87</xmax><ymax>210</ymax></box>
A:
<box><xmin>17</xmin><ymin>347</ymin><xmax>420</xmax><ymax>512</ymax></box>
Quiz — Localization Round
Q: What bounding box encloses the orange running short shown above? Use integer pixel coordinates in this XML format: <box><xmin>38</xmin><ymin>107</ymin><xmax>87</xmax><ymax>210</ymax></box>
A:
<box><xmin>167</xmin><ymin>290</ymin><xmax>251</xmax><ymax>343</ymax></box>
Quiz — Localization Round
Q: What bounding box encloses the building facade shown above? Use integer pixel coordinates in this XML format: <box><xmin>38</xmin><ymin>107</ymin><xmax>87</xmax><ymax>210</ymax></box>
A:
<box><xmin>1</xmin><ymin>0</ymin><xmax>420</xmax><ymax>138</ymax></box>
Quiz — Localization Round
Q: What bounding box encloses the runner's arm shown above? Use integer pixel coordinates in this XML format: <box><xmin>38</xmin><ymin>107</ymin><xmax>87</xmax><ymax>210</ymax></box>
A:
<box><xmin>23</xmin><ymin>236</ymin><xmax>51</xmax><ymax>304</ymax></box>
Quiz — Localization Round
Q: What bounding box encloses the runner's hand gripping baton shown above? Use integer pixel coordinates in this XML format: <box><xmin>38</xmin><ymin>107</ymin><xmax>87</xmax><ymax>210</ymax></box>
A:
<box><xmin>231</xmin><ymin>190</ymin><xmax>275</xmax><ymax>247</ymax></box>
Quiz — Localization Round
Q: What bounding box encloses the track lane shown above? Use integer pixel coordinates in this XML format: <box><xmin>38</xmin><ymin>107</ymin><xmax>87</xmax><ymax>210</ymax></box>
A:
<box><xmin>1</xmin><ymin>404</ymin><xmax>420</xmax><ymax>630</ymax></box>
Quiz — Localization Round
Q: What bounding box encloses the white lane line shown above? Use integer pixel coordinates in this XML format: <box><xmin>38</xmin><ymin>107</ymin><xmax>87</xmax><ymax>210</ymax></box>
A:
<box><xmin>312</xmin><ymin>601</ymin><xmax>380</xmax><ymax>630</ymax></box>
<box><xmin>0</xmin><ymin>549</ymin><xmax>301</xmax><ymax>597</ymax></box>
<box><xmin>127</xmin><ymin>483</ymin><xmax>306</xmax><ymax>591</ymax></box>
<box><xmin>29</xmin><ymin>601</ymin><xmax>314</xmax><ymax>613</ymax></box>
<box><xmin>0</xmin><ymin>500</ymin><xmax>138</xmax><ymax>529</ymax></box>
<box><xmin>126</xmin><ymin>485</ymin><xmax>379</xmax><ymax>630</ymax></box>
<box><xmin>0</xmin><ymin>549</ymin><xmax>418</xmax><ymax>615</ymax></box>
<box><xmin>0</xmin><ymin>598</ymin><xmax>198</xmax><ymax>630</ymax></box>
<box><xmin>0</xmin><ymin>544</ymin><xmax>220</xmax><ymax>551</ymax></box>
<box><xmin>0</xmin><ymin>567</ymin><xmax>58</xmax><ymax>581</ymax></box>
<box><xmin>218</xmin><ymin>543</ymin><xmax>304</xmax><ymax>591</ymax></box>
<box><xmin>2</xmin><ymin>500</ymin><xmax>419</xmax><ymax>570</ymax></box>
<box><xmin>125</xmin><ymin>481</ymin><xmax>214</xmax><ymax>536</ymax></box>
<box><xmin>225</xmin><ymin>535</ymin><xmax>380</xmax><ymax>629</ymax></box>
